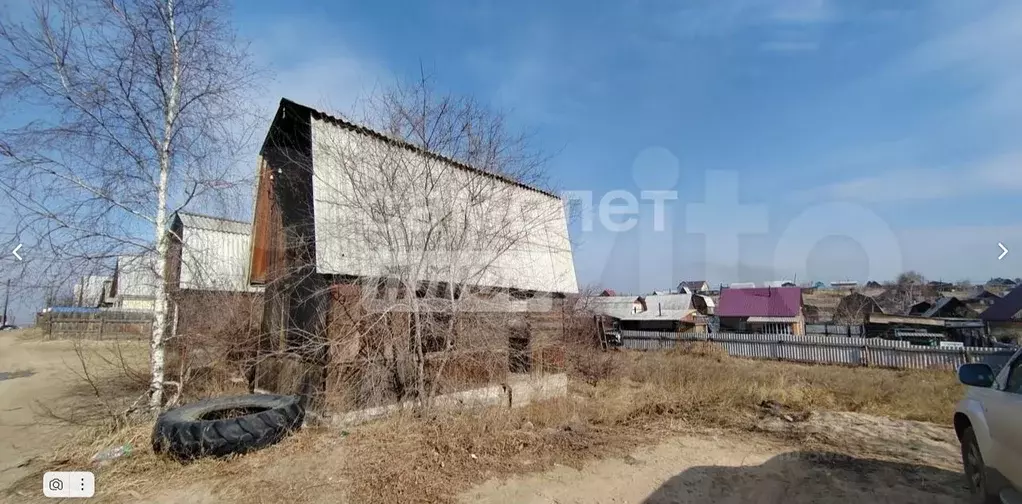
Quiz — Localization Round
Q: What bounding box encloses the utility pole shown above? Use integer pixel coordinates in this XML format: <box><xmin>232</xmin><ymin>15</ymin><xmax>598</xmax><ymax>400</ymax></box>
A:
<box><xmin>2</xmin><ymin>279</ymin><xmax>10</xmax><ymax>327</ymax></box>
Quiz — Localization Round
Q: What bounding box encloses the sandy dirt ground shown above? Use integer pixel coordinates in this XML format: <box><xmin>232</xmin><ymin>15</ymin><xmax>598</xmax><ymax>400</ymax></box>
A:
<box><xmin>461</xmin><ymin>412</ymin><xmax>970</xmax><ymax>504</ymax></box>
<box><xmin>0</xmin><ymin>329</ymin><xmax>147</xmax><ymax>490</ymax></box>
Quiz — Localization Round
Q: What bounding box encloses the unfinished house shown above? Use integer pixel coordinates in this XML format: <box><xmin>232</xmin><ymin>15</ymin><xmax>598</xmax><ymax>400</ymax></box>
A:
<box><xmin>247</xmin><ymin>98</ymin><xmax>579</xmax><ymax>410</ymax></box>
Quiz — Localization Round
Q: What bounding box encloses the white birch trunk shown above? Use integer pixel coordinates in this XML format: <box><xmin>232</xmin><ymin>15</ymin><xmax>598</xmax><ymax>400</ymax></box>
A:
<box><xmin>148</xmin><ymin>0</ymin><xmax>182</xmax><ymax>412</ymax></box>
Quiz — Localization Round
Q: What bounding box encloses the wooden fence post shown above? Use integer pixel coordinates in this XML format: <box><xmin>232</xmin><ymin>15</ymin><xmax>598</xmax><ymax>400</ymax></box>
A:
<box><xmin>98</xmin><ymin>317</ymin><xmax>105</xmax><ymax>339</ymax></box>
<box><xmin>861</xmin><ymin>346</ymin><xmax>869</xmax><ymax>367</ymax></box>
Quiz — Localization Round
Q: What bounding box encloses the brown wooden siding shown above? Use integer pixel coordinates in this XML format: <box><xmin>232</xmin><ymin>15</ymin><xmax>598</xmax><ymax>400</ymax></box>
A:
<box><xmin>249</xmin><ymin>157</ymin><xmax>275</xmax><ymax>285</ymax></box>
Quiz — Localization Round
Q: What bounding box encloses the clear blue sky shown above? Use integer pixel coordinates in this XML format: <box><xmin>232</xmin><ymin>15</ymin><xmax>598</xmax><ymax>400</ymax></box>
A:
<box><xmin>236</xmin><ymin>0</ymin><xmax>1020</xmax><ymax>293</ymax></box>
<box><xmin>1</xmin><ymin>0</ymin><xmax>1020</xmax><ymax>322</ymax></box>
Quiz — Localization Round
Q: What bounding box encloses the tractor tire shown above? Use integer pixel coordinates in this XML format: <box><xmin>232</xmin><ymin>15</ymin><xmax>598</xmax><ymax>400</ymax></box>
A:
<box><xmin>152</xmin><ymin>394</ymin><xmax>304</xmax><ymax>461</ymax></box>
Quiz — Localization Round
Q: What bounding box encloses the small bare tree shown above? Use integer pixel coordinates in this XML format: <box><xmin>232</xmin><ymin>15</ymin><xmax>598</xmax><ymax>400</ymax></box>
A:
<box><xmin>0</xmin><ymin>0</ymin><xmax>258</xmax><ymax>412</ymax></box>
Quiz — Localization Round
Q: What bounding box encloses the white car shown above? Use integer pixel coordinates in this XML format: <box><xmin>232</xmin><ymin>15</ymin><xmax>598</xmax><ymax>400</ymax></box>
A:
<box><xmin>955</xmin><ymin>350</ymin><xmax>1022</xmax><ymax>504</ymax></box>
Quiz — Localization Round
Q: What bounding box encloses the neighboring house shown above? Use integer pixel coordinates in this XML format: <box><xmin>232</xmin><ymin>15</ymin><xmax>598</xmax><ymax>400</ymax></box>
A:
<box><xmin>865</xmin><ymin>280</ymin><xmax>882</xmax><ymax>288</ymax></box>
<box><xmin>72</xmin><ymin>275</ymin><xmax>112</xmax><ymax>307</ymax></box>
<box><xmin>677</xmin><ymin>280</ymin><xmax>709</xmax><ymax>293</ymax></box>
<box><xmin>599</xmin><ymin>289</ymin><xmax>617</xmax><ymax>297</ymax></box>
<box><xmin>908</xmin><ymin>301</ymin><xmax>933</xmax><ymax>316</ymax></box>
<box><xmin>582</xmin><ymin>293</ymin><xmax>713</xmax><ymax>332</ymax></box>
<box><xmin>832</xmin><ymin>292</ymin><xmax>885</xmax><ymax>324</ymax></box>
<box><xmin>247</xmin><ymin>98</ymin><xmax>578</xmax><ymax>403</ymax></box>
<box><xmin>165</xmin><ymin>212</ymin><xmax>263</xmax><ymax>337</ymax></box>
<box><xmin>715</xmin><ymin>287</ymin><xmax>805</xmax><ymax>335</ymax></box>
<box><xmin>921</xmin><ymin>297</ymin><xmax>977</xmax><ymax>319</ymax></box>
<box><xmin>981</xmin><ymin>286</ymin><xmax>1022</xmax><ymax>343</ymax></box>
<box><xmin>585</xmin><ymin>296</ymin><xmax>646</xmax><ymax>319</ymax></box>
<box><xmin>111</xmin><ymin>253</ymin><xmax>160</xmax><ymax>311</ymax></box>
<box><xmin>967</xmin><ymin>288</ymin><xmax>1001</xmax><ymax>307</ymax></box>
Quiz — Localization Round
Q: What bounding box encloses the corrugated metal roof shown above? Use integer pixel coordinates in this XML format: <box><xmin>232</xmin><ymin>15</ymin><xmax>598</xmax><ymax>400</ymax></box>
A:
<box><xmin>302</xmin><ymin>101</ymin><xmax>578</xmax><ymax>295</ymax></box>
<box><xmin>177</xmin><ymin>212</ymin><xmax>251</xmax><ymax>235</ymax></box>
<box><xmin>283</xmin><ymin>98</ymin><xmax>560</xmax><ymax>200</ymax></box>
<box><xmin>717</xmin><ymin>287</ymin><xmax>802</xmax><ymax>317</ymax></box>
<box><xmin>584</xmin><ymin>296</ymin><xmax>644</xmax><ymax>319</ymax></box>
<box><xmin>643</xmin><ymin>294</ymin><xmax>693</xmax><ymax>311</ymax></box>
<box><xmin>176</xmin><ymin>212</ymin><xmax>259</xmax><ymax>292</ymax></box>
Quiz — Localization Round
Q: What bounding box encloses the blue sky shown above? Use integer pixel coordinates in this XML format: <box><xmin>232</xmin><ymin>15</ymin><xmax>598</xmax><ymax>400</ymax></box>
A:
<box><xmin>239</xmin><ymin>0</ymin><xmax>1021</xmax><ymax>293</ymax></box>
<box><xmin>0</xmin><ymin>0</ymin><xmax>1020</xmax><ymax>322</ymax></box>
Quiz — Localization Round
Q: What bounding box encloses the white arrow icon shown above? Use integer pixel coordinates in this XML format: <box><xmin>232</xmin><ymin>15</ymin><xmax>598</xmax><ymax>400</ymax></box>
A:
<box><xmin>11</xmin><ymin>244</ymin><xmax>21</xmax><ymax>261</ymax></box>
<box><xmin>998</xmin><ymin>242</ymin><xmax>1008</xmax><ymax>260</ymax></box>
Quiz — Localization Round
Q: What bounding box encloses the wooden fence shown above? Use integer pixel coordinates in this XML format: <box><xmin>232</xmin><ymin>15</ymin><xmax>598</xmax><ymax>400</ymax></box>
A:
<box><xmin>619</xmin><ymin>330</ymin><xmax>1016</xmax><ymax>372</ymax></box>
<box><xmin>37</xmin><ymin>310</ymin><xmax>153</xmax><ymax>340</ymax></box>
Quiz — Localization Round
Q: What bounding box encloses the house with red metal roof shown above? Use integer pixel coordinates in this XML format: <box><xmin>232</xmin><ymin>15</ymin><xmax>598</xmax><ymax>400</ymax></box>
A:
<box><xmin>715</xmin><ymin>287</ymin><xmax>805</xmax><ymax>335</ymax></box>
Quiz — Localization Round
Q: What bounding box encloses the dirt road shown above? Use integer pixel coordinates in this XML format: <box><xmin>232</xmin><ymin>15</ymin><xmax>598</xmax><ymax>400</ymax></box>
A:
<box><xmin>0</xmin><ymin>329</ymin><xmax>147</xmax><ymax>490</ymax></box>
<box><xmin>461</xmin><ymin>413</ymin><xmax>970</xmax><ymax>504</ymax></box>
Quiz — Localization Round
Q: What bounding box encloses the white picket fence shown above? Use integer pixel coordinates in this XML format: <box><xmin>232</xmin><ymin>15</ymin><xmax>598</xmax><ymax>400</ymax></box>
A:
<box><xmin>618</xmin><ymin>330</ymin><xmax>1017</xmax><ymax>371</ymax></box>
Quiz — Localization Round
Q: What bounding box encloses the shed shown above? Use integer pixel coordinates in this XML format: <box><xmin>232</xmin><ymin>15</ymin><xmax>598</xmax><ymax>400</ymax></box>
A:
<box><xmin>248</xmin><ymin>98</ymin><xmax>578</xmax><ymax>406</ymax></box>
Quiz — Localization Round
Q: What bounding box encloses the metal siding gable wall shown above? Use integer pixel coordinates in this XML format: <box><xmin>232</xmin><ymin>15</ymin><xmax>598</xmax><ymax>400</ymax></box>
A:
<box><xmin>308</xmin><ymin>118</ymin><xmax>578</xmax><ymax>294</ymax></box>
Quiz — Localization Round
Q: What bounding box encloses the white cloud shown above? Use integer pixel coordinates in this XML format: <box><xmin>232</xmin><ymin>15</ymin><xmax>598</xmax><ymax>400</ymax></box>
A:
<box><xmin>897</xmin><ymin>2</ymin><xmax>1022</xmax><ymax>124</ymax></box>
<box><xmin>794</xmin><ymin>151</ymin><xmax>1022</xmax><ymax>203</ymax></box>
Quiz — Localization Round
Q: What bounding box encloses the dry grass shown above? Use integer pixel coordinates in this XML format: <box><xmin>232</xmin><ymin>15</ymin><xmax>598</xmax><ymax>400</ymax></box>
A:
<box><xmin>7</xmin><ymin>346</ymin><xmax>964</xmax><ymax>504</ymax></box>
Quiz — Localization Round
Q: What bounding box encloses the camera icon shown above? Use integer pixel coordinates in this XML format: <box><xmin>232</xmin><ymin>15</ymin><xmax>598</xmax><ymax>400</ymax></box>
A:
<box><xmin>43</xmin><ymin>471</ymin><xmax>94</xmax><ymax>498</ymax></box>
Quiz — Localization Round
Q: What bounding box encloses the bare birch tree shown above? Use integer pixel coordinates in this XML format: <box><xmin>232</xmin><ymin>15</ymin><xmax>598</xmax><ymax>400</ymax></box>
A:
<box><xmin>275</xmin><ymin>73</ymin><xmax>574</xmax><ymax>409</ymax></box>
<box><xmin>0</xmin><ymin>0</ymin><xmax>258</xmax><ymax>411</ymax></box>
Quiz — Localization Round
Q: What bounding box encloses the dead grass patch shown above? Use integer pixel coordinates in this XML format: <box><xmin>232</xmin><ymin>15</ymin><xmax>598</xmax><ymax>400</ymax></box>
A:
<box><xmin>9</xmin><ymin>346</ymin><xmax>963</xmax><ymax>504</ymax></box>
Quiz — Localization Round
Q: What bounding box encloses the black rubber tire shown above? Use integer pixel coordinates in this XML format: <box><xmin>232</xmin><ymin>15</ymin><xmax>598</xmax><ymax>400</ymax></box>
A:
<box><xmin>961</xmin><ymin>426</ymin><xmax>996</xmax><ymax>504</ymax></box>
<box><xmin>152</xmin><ymin>394</ymin><xmax>304</xmax><ymax>461</ymax></box>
